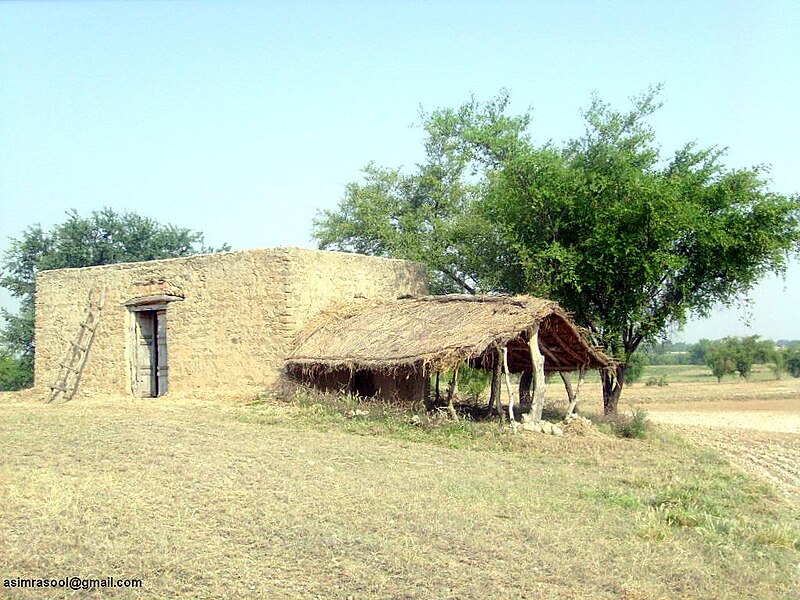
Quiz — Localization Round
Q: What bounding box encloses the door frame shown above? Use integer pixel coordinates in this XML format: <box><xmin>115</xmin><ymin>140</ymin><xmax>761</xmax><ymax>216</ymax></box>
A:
<box><xmin>124</xmin><ymin>294</ymin><xmax>182</xmax><ymax>397</ymax></box>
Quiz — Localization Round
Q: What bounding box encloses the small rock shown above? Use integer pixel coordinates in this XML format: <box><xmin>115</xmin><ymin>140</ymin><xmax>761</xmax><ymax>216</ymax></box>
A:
<box><xmin>551</xmin><ymin>426</ymin><xmax>564</xmax><ymax>437</ymax></box>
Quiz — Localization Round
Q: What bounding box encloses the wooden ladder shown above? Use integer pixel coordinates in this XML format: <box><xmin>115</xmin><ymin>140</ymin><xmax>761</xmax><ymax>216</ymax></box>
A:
<box><xmin>46</xmin><ymin>288</ymin><xmax>106</xmax><ymax>403</ymax></box>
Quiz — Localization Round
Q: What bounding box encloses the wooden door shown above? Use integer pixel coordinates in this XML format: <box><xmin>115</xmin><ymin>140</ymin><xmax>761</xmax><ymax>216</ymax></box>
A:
<box><xmin>155</xmin><ymin>310</ymin><xmax>168</xmax><ymax>396</ymax></box>
<box><xmin>136</xmin><ymin>311</ymin><xmax>157</xmax><ymax>397</ymax></box>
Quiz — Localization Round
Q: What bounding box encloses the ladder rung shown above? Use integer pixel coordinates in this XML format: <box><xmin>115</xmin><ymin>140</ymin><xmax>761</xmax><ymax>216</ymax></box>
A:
<box><xmin>46</xmin><ymin>288</ymin><xmax>104</xmax><ymax>403</ymax></box>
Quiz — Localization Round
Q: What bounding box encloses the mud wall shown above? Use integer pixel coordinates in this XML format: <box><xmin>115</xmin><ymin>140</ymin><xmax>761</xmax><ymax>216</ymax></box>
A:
<box><xmin>34</xmin><ymin>247</ymin><xmax>427</xmax><ymax>398</ymax></box>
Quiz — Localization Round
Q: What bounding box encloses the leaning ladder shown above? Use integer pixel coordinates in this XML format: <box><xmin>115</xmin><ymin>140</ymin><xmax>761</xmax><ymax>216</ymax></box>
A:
<box><xmin>46</xmin><ymin>288</ymin><xmax>106</xmax><ymax>403</ymax></box>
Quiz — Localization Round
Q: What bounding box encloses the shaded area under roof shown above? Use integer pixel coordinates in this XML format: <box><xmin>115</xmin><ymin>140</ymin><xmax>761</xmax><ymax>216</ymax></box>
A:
<box><xmin>285</xmin><ymin>295</ymin><xmax>610</xmax><ymax>374</ymax></box>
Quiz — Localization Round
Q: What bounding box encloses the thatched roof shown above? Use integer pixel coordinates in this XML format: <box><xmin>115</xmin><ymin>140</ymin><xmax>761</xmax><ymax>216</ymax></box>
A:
<box><xmin>286</xmin><ymin>295</ymin><xmax>610</xmax><ymax>375</ymax></box>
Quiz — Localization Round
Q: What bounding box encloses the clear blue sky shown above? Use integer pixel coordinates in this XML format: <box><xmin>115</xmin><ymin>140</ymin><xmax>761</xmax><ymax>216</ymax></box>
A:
<box><xmin>1</xmin><ymin>1</ymin><xmax>798</xmax><ymax>342</ymax></box>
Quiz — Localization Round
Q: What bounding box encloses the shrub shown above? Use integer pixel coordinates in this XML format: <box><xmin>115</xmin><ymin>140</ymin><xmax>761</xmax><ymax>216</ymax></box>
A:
<box><xmin>645</xmin><ymin>376</ymin><xmax>668</xmax><ymax>387</ymax></box>
<box><xmin>786</xmin><ymin>349</ymin><xmax>800</xmax><ymax>378</ymax></box>
<box><xmin>0</xmin><ymin>352</ymin><xmax>32</xmax><ymax>391</ymax></box>
<box><xmin>604</xmin><ymin>409</ymin><xmax>650</xmax><ymax>439</ymax></box>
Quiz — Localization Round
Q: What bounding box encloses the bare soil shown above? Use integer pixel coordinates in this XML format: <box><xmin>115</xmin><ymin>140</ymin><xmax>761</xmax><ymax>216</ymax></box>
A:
<box><xmin>643</xmin><ymin>396</ymin><xmax>800</xmax><ymax>501</ymax></box>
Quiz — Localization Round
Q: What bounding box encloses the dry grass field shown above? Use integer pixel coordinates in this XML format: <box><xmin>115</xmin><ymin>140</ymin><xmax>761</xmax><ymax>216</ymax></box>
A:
<box><xmin>1</xmin><ymin>371</ymin><xmax>799</xmax><ymax>599</ymax></box>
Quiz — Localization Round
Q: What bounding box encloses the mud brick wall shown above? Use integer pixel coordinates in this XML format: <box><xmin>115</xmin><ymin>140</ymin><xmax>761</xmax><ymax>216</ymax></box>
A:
<box><xmin>34</xmin><ymin>247</ymin><xmax>427</xmax><ymax>398</ymax></box>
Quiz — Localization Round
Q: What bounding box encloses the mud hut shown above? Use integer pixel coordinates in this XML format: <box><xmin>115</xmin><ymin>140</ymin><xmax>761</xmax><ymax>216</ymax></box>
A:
<box><xmin>285</xmin><ymin>295</ymin><xmax>610</xmax><ymax>420</ymax></box>
<box><xmin>35</xmin><ymin>247</ymin><xmax>427</xmax><ymax>400</ymax></box>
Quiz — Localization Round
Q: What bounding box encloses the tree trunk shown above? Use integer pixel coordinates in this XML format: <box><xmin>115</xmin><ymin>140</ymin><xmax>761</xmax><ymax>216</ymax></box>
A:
<box><xmin>601</xmin><ymin>363</ymin><xmax>627</xmax><ymax>415</ymax></box>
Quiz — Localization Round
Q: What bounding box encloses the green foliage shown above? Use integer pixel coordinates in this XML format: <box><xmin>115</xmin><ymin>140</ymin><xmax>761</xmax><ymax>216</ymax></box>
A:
<box><xmin>445</xmin><ymin>364</ymin><xmax>492</xmax><ymax>401</ymax></box>
<box><xmin>689</xmin><ymin>339</ymin><xmax>713</xmax><ymax>365</ymax></box>
<box><xmin>0</xmin><ymin>351</ymin><xmax>32</xmax><ymax>391</ymax></box>
<box><xmin>315</xmin><ymin>88</ymin><xmax>800</xmax><ymax>415</ymax></box>
<box><xmin>702</xmin><ymin>335</ymin><xmax>779</xmax><ymax>381</ymax></box>
<box><xmin>624</xmin><ymin>352</ymin><xmax>648</xmax><ymax>383</ymax></box>
<box><xmin>786</xmin><ymin>348</ymin><xmax>800</xmax><ymax>378</ymax></box>
<box><xmin>0</xmin><ymin>208</ymin><xmax>228</xmax><ymax>386</ymax></box>
<box><xmin>592</xmin><ymin>409</ymin><xmax>651</xmax><ymax>439</ymax></box>
<box><xmin>769</xmin><ymin>348</ymin><xmax>787</xmax><ymax>380</ymax></box>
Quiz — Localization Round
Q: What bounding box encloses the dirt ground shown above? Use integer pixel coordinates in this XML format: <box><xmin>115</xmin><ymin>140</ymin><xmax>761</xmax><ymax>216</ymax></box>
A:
<box><xmin>2</xmin><ymin>390</ymin><xmax>798</xmax><ymax>598</ymax></box>
<box><xmin>640</xmin><ymin>393</ymin><xmax>800</xmax><ymax>501</ymax></box>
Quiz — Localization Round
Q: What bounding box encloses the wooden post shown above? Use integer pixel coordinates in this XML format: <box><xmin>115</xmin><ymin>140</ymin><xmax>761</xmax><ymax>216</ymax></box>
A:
<box><xmin>566</xmin><ymin>366</ymin><xmax>586</xmax><ymax>415</ymax></box>
<box><xmin>495</xmin><ymin>346</ymin><xmax>505</xmax><ymax>423</ymax></box>
<box><xmin>560</xmin><ymin>372</ymin><xmax>574</xmax><ymax>407</ymax></box>
<box><xmin>488</xmin><ymin>353</ymin><xmax>501</xmax><ymax>416</ymax></box>
<box><xmin>502</xmin><ymin>346</ymin><xmax>517</xmax><ymax>431</ymax></box>
<box><xmin>528</xmin><ymin>323</ymin><xmax>546</xmax><ymax>422</ymax></box>
<box><xmin>446</xmin><ymin>365</ymin><xmax>460</xmax><ymax>420</ymax></box>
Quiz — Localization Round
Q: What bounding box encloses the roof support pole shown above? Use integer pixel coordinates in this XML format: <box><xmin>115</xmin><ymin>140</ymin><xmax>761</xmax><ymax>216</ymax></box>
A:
<box><xmin>528</xmin><ymin>323</ymin><xmax>546</xmax><ymax>423</ymax></box>
<box><xmin>502</xmin><ymin>346</ymin><xmax>517</xmax><ymax>432</ymax></box>
<box><xmin>488</xmin><ymin>352</ymin><xmax>502</xmax><ymax>417</ymax></box>
<box><xmin>565</xmin><ymin>365</ymin><xmax>587</xmax><ymax>416</ymax></box>
<box><xmin>446</xmin><ymin>365</ymin><xmax>459</xmax><ymax>421</ymax></box>
<box><xmin>494</xmin><ymin>345</ymin><xmax>505</xmax><ymax>424</ymax></box>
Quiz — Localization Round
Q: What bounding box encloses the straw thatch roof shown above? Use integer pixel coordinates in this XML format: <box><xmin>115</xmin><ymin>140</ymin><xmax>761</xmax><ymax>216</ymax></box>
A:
<box><xmin>286</xmin><ymin>295</ymin><xmax>610</xmax><ymax>375</ymax></box>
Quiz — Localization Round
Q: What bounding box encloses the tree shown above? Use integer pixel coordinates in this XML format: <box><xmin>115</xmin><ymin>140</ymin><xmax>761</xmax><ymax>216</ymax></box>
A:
<box><xmin>624</xmin><ymin>351</ymin><xmax>647</xmax><ymax>384</ymax></box>
<box><xmin>705</xmin><ymin>344</ymin><xmax>737</xmax><ymax>382</ymax></box>
<box><xmin>690</xmin><ymin>339</ymin><xmax>713</xmax><ymax>365</ymax></box>
<box><xmin>786</xmin><ymin>348</ymin><xmax>800</xmax><ymax>378</ymax></box>
<box><xmin>315</xmin><ymin>88</ymin><xmax>800</xmax><ymax>415</ymax></box>
<box><xmin>770</xmin><ymin>348</ymin><xmax>787</xmax><ymax>380</ymax></box>
<box><xmin>0</xmin><ymin>208</ymin><xmax>228</xmax><ymax>389</ymax></box>
<box><xmin>0</xmin><ymin>351</ymin><xmax>31</xmax><ymax>391</ymax></box>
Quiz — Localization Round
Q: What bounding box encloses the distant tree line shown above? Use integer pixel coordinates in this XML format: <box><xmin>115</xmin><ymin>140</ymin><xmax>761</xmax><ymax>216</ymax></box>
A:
<box><xmin>642</xmin><ymin>337</ymin><xmax>800</xmax><ymax>381</ymax></box>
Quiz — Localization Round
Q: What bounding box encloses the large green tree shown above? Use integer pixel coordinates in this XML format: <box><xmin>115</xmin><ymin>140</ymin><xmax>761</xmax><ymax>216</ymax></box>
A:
<box><xmin>315</xmin><ymin>88</ymin><xmax>800</xmax><ymax>414</ymax></box>
<box><xmin>0</xmin><ymin>208</ymin><xmax>228</xmax><ymax>389</ymax></box>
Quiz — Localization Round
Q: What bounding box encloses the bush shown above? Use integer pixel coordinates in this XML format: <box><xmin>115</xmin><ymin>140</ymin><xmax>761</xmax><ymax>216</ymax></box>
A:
<box><xmin>786</xmin><ymin>349</ymin><xmax>800</xmax><ymax>378</ymax></box>
<box><xmin>645</xmin><ymin>376</ymin><xmax>668</xmax><ymax>387</ymax></box>
<box><xmin>0</xmin><ymin>352</ymin><xmax>32</xmax><ymax>391</ymax></box>
<box><xmin>435</xmin><ymin>365</ymin><xmax>491</xmax><ymax>402</ymax></box>
<box><xmin>602</xmin><ymin>409</ymin><xmax>650</xmax><ymax>439</ymax></box>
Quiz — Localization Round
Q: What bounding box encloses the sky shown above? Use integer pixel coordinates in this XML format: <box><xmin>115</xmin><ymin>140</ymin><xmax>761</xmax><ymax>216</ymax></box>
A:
<box><xmin>1</xmin><ymin>0</ymin><xmax>798</xmax><ymax>343</ymax></box>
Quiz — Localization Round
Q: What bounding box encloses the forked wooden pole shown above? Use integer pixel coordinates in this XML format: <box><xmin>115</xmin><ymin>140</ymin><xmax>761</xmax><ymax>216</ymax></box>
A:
<box><xmin>495</xmin><ymin>346</ymin><xmax>505</xmax><ymax>424</ymax></box>
<box><xmin>502</xmin><ymin>346</ymin><xmax>517</xmax><ymax>432</ymax></box>
<box><xmin>446</xmin><ymin>364</ymin><xmax>460</xmax><ymax>420</ymax></box>
<box><xmin>566</xmin><ymin>366</ymin><xmax>587</xmax><ymax>415</ymax></box>
<box><xmin>528</xmin><ymin>323</ymin><xmax>546</xmax><ymax>422</ymax></box>
<box><xmin>488</xmin><ymin>353</ymin><xmax>502</xmax><ymax>416</ymax></box>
